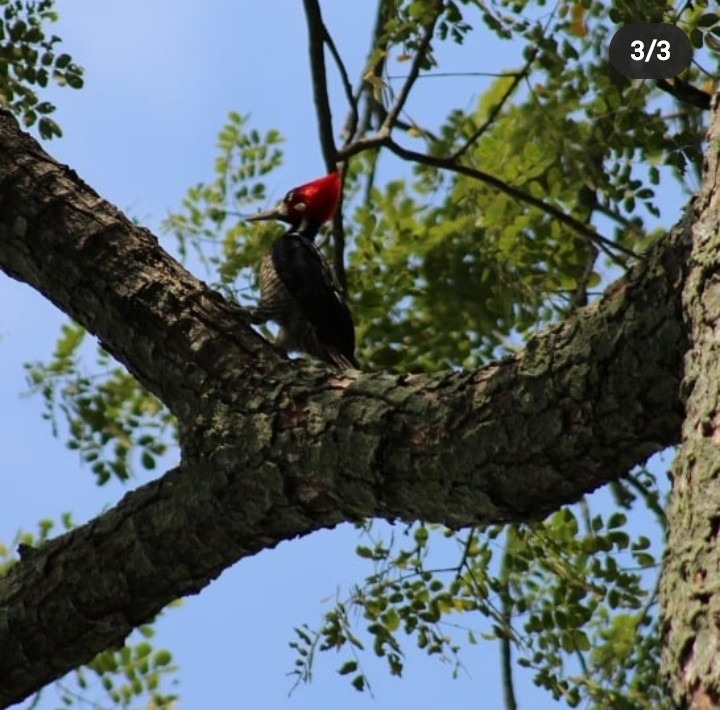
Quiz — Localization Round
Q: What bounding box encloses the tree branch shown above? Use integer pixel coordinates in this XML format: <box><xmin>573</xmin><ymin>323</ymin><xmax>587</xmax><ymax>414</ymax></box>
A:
<box><xmin>330</xmin><ymin>2</ymin><xmax>633</xmax><ymax>266</ymax></box>
<box><xmin>655</xmin><ymin>78</ymin><xmax>711</xmax><ymax>111</ymax></box>
<box><xmin>302</xmin><ymin>0</ymin><xmax>337</xmax><ymax>168</ymax></box>
<box><xmin>302</xmin><ymin>0</ymin><xmax>349</xmax><ymax>291</ymax></box>
<box><xmin>500</xmin><ymin>540</ymin><xmax>518</xmax><ymax>710</ymax></box>
<box><xmin>0</xmin><ymin>109</ymin><xmax>694</xmax><ymax>706</ymax></box>
<box><xmin>660</xmin><ymin>93</ymin><xmax>720</xmax><ymax>708</ymax></box>
<box><xmin>0</xmin><ymin>112</ymin><xmax>282</xmax><ymax>419</ymax></box>
<box><xmin>334</xmin><ymin>126</ymin><xmax>635</xmax><ymax>264</ymax></box>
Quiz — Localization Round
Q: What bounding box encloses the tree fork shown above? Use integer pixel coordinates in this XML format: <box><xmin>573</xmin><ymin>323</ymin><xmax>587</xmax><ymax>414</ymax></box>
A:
<box><xmin>0</xmin><ymin>105</ymin><xmax>699</xmax><ymax>706</ymax></box>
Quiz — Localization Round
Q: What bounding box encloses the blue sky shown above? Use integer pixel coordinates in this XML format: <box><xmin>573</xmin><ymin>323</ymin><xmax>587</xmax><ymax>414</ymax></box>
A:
<box><xmin>1</xmin><ymin>2</ymin><xmax>684</xmax><ymax>709</ymax></box>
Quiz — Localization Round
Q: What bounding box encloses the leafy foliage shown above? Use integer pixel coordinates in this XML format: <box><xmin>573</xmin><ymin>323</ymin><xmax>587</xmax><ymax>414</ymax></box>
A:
<box><xmin>0</xmin><ymin>0</ymin><xmax>83</xmax><ymax>138</ymax></box>
<box><xmin>72</xmin><ymin>627</ymin><xmax>178</xmax><ymax>710</ymax></box>
<box><xmin>163</xmin><ymin>111</ymin><xmax>285</xmax><ymax>293</ymax></box>
<box><xmin>25</xmin><ymin>323</ymin><xmax>174</xmax><ymax>485</ymax></box>
<box><xmin>290</xmin><ymin>479</ymin><xmax>666</xmax><ymax>708</ymax></box>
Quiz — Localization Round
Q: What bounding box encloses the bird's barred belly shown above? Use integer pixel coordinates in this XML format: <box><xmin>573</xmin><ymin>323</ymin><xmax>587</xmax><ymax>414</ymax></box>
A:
<box><xmin>254</xmin><ymin>255</ymin><xmax>320</xmax><ymax>355</ymax></box>
<box><xmin>257</xmin><ymin>254</ymin><xmax>295</xmax><ymax>319</ymax></box>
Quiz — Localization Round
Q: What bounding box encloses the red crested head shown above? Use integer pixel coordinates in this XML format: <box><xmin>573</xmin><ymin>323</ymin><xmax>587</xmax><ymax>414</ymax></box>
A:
<box><xmin>287</xmin><ymin>172</ymin><xmax>341</xmax><ymax>225</ymax></box>
<box><xmin>246</xmin><ymin>172</ymin><xmax>341</xmax><ymax>230</ymax></box>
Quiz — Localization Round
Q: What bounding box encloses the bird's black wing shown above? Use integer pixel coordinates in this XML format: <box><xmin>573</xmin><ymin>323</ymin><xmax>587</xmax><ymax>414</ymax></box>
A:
<box><xmin>271</xmin><ymin>233</ymin><xmax>357</xmax><ymax>367</ymax></box>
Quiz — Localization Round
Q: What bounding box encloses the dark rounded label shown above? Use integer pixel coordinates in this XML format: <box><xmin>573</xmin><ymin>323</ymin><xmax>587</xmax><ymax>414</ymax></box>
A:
<box><xmin>609</xmin><ymin>23</ymin><xmax>692</xmax><ymax>79</ymax></box>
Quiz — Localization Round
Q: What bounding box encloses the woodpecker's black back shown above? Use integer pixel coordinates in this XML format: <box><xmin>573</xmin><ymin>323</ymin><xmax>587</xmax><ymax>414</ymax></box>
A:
<box><xmin>251</xmin><ymin>226</ymin><xmax>358</xmax><ymax>369</ymax></box>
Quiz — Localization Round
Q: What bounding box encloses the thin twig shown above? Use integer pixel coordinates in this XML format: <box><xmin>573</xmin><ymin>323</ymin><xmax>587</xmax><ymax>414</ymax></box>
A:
<box><xmin>568</xmin><ymin>186</ymin><xmax>598</xmax><ymax>310</ymax></box>
<box><xmin>394</xmin><ymin>116</ymin><xmax>441</xmax><ymax>144</ymax></box>
<box><xmin>386</xmin><ymin>70</ymin><xmax>524</xmax><ymax>80</ymax></box>
<box><xmin>380</xmin><ymin>0</ymin><xmax>444</xmax><ymax>135</ymax></box>
<box><xmin>342</xmin><ymin>0</ymin><xmax>392</xmax><ymax>146</ymax></box>
<box><xmin>620</xmin><ymin>471</ymin><xmax>667</xmax><ymax>530</ymax></box>
<box><xmin>331</xmin><ymin>167</ymin><xmax>349</xmax><ymax>293</ymax></box>
<box><xmin>594</xmin><ymin>203</ymin><xmax>646</xmax><ymax>238</ymax></box>
<box><xmin>655</xmin><ymin>78</ymin><xmax>711</xmax><ymax>111</ymax></box>
<box><xmin>321</xmin><ymin>20</ymin><xmax>358</xmax><ymax>140</ymax></box>
<box><xmin>453</xmin><ymin>526</ymin><xmax>478</xmax><ymax>581</ymax></box>
<box><xmin>452</xmin><ymin>48</ymin><xmax>537</xmax><ymax>161</ymax></box>
<box><xmin>370</xmin><ymin>99</ymin><xmax>442</xmax><ymax>144</ymax></box>
<box><xmin>337</xmin><ymin>132</ymin><xmax>387</xmax><ymax>158</ymax></box>
<box><xmin>500</xmin><ymin>533</ymin><xmax>518</xmax><ymax>710</ymax></box>
<box><xmin>570</xmin><ymin>242</ymin><xmax>599</xmax><ymax>310</ymax></box>
<box><xmin>371</xmin><ymin>136</ymin><xmax>635</xmax><ymax>263</ymax></box>
<box><xmin>362</xmin><ymin>148</ymin><xmax>381</xmax><ymax>208</ymax></box>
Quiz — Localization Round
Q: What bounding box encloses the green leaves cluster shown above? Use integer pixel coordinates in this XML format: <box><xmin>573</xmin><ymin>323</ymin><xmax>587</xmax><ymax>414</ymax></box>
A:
<box><xmin>290</xmin><ymin>523</ymin><xmax>465</xmax><ymax>694</ymax></box>
<box><xmin>687</xmin><ymin>10</ymin><xmax>720</xmax><ymax>52</ymax></box>
<box><xmin>506</xmin><ymin>506</ymin><xmax>664</xmax><ymax>709</ymax></box>
<box><xmin>367</xmin><ymin>0</ymin><xmax>474</xmax><ymax>74</ymax></box>
<box><xmin>74</xmin><ymin>627</ymin><xmax>178</xmax><ymax>710</ymax></box>
<box><xmin>25</xmin><ymin>323</ymin><xmax>173</xmax><ymax>485</ymax></box>
<box><xmin>163</xmin><ymin>111</ymin><xmax>284</xmax><ymax>294</ymax></box>
<box><xmin>291</xmin><ymin>485</ymin><xmax>665</xmax><ymax>708</ymax></box>
<box><xmin>0</xmin><ymin>0</ymin><xmax>83</xmax><ymax>138</ymax></box>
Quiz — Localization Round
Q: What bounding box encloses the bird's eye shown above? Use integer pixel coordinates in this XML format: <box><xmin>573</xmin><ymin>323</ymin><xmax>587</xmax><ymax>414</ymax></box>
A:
<box><xmin>284</xmin><ymin>191</ymin><xmax>294</xmax><ymax>204</ymax></box>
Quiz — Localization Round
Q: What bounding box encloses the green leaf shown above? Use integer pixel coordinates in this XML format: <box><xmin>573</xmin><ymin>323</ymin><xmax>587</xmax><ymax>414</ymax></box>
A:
<box><xmin>414</xmin><ymin>526</ymin><xmax>428</xmax><ymax>546</ymax></box>
<box><xmin>381</xmin><ymin>608</ymin><xmax>400</xmax><ymax>632</ymax></box>
<box><xmin>338</xmin><ymin>660</ymin><xmax>358</xmax><ymax>675</ymax></box>
<box><xmin>135</xmin><ymin>642</ymin><xmax>152</xmax><ymax>660</ymax></box>
<box><xmin>607</xmin><ymin>512</ymin><xmax>627</xmax><ymax>529</ymax></box>
<box><xmin>154</xmin><ymin>650</ymin><xmax>173</xmax><ymax>668</ymax></box>
<box><xmin>698</xmin><ymin>13</ymin><xmax>719</xmax><ymax>27</ymax></box>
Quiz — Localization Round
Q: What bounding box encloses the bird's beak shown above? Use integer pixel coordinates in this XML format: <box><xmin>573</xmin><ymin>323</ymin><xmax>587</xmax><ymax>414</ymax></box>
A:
<box><xmin>245</xmin><ymin>201</ymin><xmax>289</xmax><ymax>223</ymax></box>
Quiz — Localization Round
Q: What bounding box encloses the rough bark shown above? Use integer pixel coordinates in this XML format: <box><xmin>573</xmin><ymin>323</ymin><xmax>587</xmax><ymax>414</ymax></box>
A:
<box><xmin>0</xmin><ymin>99</ymin><xmax>700</xmax><ymax>706</ymax></box>
<box><xmin>660</xmin><ymin>95</ymin><xmax>720</xmax><ymax>708</ymax></box>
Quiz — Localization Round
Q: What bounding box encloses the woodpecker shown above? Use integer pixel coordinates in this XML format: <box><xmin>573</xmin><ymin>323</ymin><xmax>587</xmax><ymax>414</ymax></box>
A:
<box><xmin>246</xmin><ymin>172</ymin><xmax>359</xmax><ymax>369</ymax></box>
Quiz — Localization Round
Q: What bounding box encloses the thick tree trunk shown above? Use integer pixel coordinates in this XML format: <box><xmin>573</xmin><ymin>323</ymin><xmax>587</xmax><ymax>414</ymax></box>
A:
<box><xmin>0</xmin><ymin>96</ymin><xmax>706</xmax><ymax>706</ymax></box>
<box><xmin>660</xmin><ymin>96</ymin><xmax>720</xmax><ymax>708</ymax></box>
